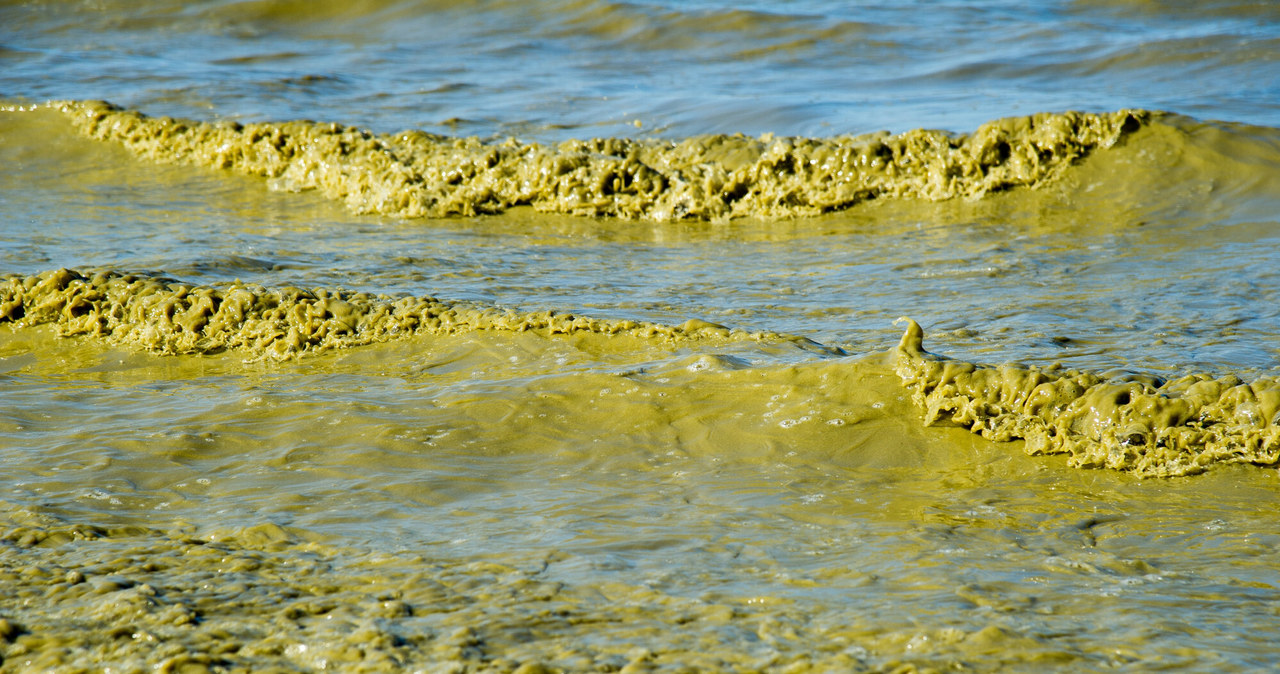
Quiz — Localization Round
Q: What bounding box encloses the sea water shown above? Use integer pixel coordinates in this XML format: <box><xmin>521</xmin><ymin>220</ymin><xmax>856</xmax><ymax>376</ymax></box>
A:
<box><xmin>2</xmin><ymin>1</ymin><xmax>1280</xmax><ymax>671</ymax></box>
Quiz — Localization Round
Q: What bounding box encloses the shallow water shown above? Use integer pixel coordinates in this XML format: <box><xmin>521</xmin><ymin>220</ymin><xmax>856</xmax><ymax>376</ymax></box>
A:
<box><xmin>3</xmin><ymin>1</ymin><xmax>1280</xmax><ymax>672</ymax></box>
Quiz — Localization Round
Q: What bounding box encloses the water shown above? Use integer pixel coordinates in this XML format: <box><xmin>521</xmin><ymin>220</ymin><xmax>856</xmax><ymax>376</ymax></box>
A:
<box><xmin>7</xmin><ymin>0</ymin><xmax>1280</xmax><ymax>139</ymax></box>
<box><xmin>2</xmin><ymin>1</ymin><xmax>1280</xmax><ymax>671</ymax></box>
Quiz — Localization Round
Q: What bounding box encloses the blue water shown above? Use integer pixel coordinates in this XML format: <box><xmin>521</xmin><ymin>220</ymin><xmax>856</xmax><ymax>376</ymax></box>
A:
<box><xmin>4</xmin><ymin>0</ymin><xmax>1278</xmax><ymax>141</ymax></box>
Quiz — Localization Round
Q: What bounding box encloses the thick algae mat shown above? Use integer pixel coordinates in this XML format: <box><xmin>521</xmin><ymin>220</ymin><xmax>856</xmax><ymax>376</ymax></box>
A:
<box><xmin>57</xmin><ymin>100</ymin><xmax>1147</xmax><ymax>221</ymax></box>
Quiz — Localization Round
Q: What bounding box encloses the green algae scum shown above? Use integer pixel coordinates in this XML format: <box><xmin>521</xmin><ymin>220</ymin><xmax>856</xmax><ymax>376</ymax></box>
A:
<box><xmin>57</xmin><ymin>100</ymin><xmax>1147</xmax><ymax>221</ymax></box>
<box><xmin>0</xmin><ymin>268</ymin><xmax>762</xmax><ymax>360</ymax></box>
<box><xmin>894</xmin><ymin>319</ymin><xmax>1280</xmax><ymax>477</ymax></box>
<box><xmin>5</xmin><ymin>1</ymin><xmax>1280</xmax><ymax>672</ymax></box>
<box><xmin>6</xmin><ymin>266</ymin><xmax>1280</xmax><ymax>479</ymax></box>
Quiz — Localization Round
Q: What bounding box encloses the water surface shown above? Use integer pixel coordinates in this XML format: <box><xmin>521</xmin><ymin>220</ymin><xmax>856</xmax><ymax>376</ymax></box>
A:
<box><xmin>2</xmin><ymin>1</ymin><xmax>1280</xmax><ymax>671</ymax></box>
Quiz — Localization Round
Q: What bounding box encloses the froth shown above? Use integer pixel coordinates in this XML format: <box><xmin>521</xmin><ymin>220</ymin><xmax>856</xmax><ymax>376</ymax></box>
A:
<box><xmin>56</xmin><ymin>100</ymin><xmax>1150</xmax><ymax>221</ymax></box>
<box><xmin>894</xmin><ymin>319</ymin><xmax>1280</xmax><ymax>477</ymax></box>
<box><xmin>0</xmin><ymin>269</ymin><xmax>761</xmax><ymax>360</ymax></box>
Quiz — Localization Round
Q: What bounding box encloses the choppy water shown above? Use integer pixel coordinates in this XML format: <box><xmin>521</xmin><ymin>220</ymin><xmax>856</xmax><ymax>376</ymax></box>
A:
<box><xmin>3</xmin><ymin>1</ymin><xmax>1280</xmax><ymax>671</ymax></box>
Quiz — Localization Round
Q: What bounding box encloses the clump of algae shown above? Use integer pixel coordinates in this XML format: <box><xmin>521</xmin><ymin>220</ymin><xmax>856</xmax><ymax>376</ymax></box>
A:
<box><xmin>0</xmin><ymin>268</ymin><xmax>755</xmax><ymax>360</ymax></box>
<box><xmin>56</xmin><ymin>100</ymin><xmax>1149</xmax><ymax>221</ymax></box>
<box><xmin>893</xmin><ymin>319</ymin><xmax>1280</xmax><ymax>477</ymax></box>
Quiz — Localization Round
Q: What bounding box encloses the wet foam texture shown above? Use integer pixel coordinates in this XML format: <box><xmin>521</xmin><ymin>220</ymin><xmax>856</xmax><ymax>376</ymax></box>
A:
<box><xmin>894</xmin><ymin>319</ymin><xmax>1280</xmax><ymax>477</ymax></box>
<box><xmin>0</xmin><ymin>503</ymin><xmax>1080</xmax><ymax>673</ymax></box>
<box><xmin>0</xmin><ymin>269</ymin><xmax>761</xmax><ymax>361</ymax></box>
<box><xmin>57</xmin><ymin>100</ymin><xmax>1149</xmax><ymax>221</ymax></box>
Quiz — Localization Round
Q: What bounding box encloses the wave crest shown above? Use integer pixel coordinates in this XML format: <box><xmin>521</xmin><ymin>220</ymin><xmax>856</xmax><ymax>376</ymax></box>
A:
<box><xmin>57</xmin><ymin>100</ymin><xmax>1148</xmax><ymax>221</ymax></box>
<box><xmin>894</xmin><ymin>319</ymin><xmax>1280</xmax><ymax>477</ymax></box>
<box><xmin>0</xmin><ymin>268</ymin><xmax>765</xmax><ymax>360</ymax></box>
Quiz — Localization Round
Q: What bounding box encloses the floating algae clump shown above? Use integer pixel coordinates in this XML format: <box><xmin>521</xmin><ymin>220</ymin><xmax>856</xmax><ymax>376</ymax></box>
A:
<box><xmin>0</xmin><ymin>269</ymin><xmax>755</xmax><ymax>360</ymax></box>
<box><xmin>893</xmin><ymin>319</ymin><xmax>1280</xmax><ymax>477</ymax></box>
<box><xmin>57</xmin><ymin>100</ymin><xmax>1150</xmax><ymax>221</ymax></box>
